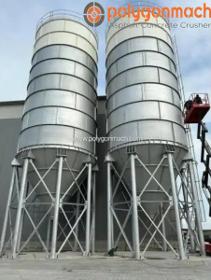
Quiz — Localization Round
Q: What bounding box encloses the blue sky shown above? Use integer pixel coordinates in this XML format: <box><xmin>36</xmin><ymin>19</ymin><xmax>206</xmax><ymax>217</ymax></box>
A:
<box><xmin>0</xmin><ymin>0</ymin><xmax>211</xmax><ymax>227</ymax></box>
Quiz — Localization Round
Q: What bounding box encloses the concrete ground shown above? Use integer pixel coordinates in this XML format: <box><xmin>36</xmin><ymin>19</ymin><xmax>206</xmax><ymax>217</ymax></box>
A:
<box><xmin>0</xmin><ymin>252</ymin><xmax>210</xmax><ymax>280</ymax></box>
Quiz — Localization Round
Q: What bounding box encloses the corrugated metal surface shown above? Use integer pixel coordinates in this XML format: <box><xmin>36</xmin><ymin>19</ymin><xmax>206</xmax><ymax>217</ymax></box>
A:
<box><xmin>16</xmin><ymin>16</ymin><xmax>98</xmax><ymax>199</ymax></box>
<box><xmin>106</xmin><ymin>14</ymin><xmax>188</xmax><ymax>193</ymax></box>
<box><xmin>18</xmin><ymin>18</ymin><xmax>97</xmax><ymax>154</ymax></box>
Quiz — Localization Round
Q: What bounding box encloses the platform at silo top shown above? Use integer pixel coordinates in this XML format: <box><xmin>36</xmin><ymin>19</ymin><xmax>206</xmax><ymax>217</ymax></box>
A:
<box><xmin>0</xmin><ymin>252</ymin><xmax>210</xmax><ymax>280</ymax></box>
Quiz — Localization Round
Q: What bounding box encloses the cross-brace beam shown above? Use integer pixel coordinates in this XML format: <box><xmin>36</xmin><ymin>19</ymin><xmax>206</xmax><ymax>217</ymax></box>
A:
<box><xmin>0</xmin><ymin>150</ymin><xmax>96</xmax><ymax>259</ymax></box>
<box><xmin>106</xmin><ymin>148</ymin><xmax>205</xmax><ymax>260</ymax></box>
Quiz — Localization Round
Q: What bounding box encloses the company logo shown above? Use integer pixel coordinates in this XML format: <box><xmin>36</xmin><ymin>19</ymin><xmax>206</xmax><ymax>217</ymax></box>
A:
<box><xmin>107</xmin><ymin>3</ymin><xmax>211</xmax><ymax>22</ymax></box>
<box><xmin>83</xmin><ymin>2</ymin><xmax>211</xmax><ymax>27</ymax></box>
<box><xmin>83</xmin><ymin>2</ymin><xmax>105</xmax><ymax>27</ymax></box>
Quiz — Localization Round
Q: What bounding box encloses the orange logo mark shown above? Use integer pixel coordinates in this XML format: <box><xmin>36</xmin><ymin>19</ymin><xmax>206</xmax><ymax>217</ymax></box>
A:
<box><xmin>84</xmin><ymin>2</ymin><xmax>105</xmax><ymax>27</ymax></box>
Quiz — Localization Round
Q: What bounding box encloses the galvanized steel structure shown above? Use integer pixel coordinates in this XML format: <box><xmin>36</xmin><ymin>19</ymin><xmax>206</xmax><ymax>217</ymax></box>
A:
<box><xmin>105</xmin><ymin>2</ymin><xmax>205</xmax><ymax>259</ymax></box>
<box><xmin>0</xmin><ymin>4</ymin><xmax>206</xmax><ymax>261</ymax></box>
<box><xmin>0</xmin><ymin>11</ymin><xmax>98</xmax><ymax>258</ymax></box>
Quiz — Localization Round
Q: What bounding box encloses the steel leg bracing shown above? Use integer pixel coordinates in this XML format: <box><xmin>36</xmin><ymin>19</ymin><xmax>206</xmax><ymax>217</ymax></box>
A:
<box><xmin>85</xmin><ymin>163</ymin><xmax>92</xmax><ymax>256</ymax></box>
<box><xmin>106</xmin><ymin>148</ymin><xmax>205</xmax><ymax>260</ymax></box>
<box><xmin>130</xmin><ymin>154</ymin><xmax>140</xmax><ymax>260</ymax></box>
<box><xmin>107</xmin><ymin>161</ymin><xmax>114</xmax><ymax>252</ymax></box>
<box><xmin>160</xmin><ymin>203</ymin><xmax>167</xmax><ymax>252</ymax></box>
<box><xmin>91</xmin><ymin>169</ymin><xmax>97</xmax><ymax>254</ymax></box>
<box><xmin>12</xmin><ymin>158</ymin><xmax>29</xmax><ymax>259</ymax></box>
<box><xmin>0</xmin><ymin>159</ymin><xmax>21</xmax><ymax>256</ymax></box>
<box><xmin>0</xmin><ymin>151</ymin><xmax>96</xmax><ymax>259</ymax></box>
<box><xmin>167</xmin><ymin>152</ymin><xmax>186</xmax><ymax>260</ymax></box>
<box><xmin>188</xmin><ymin>160</ymin><xmax>205</xmax><ymax>256</ymax></box>
<box><xmin>51</xmin><ymin>156</ymin><xmax>64</xmax><ymax>259</ymax></box>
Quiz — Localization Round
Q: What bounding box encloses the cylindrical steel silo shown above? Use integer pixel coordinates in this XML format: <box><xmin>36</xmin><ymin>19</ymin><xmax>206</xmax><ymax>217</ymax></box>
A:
<box><xmin>17</xmin><ymin>12</ymin><xmax>98</xmax><ymax>201</ymax></box>
<box><xmin>106</xmin><ymin>6</ymin><xmax>188</xmax><ymax>194</ymax></box>
<box><xmin>105</xmin><ymin>2</ymin><xmax>205</xmax><ymax>261</ymax></box>
<box><xmin>0</xmin><ymin>11</ymin><xmax>98</xmax><ymax>259</ymax></box>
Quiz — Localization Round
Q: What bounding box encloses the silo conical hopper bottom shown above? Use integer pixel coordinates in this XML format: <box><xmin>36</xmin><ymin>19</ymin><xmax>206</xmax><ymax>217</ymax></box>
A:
<box><xmin>20</xmin><ymin>149</ymin><xmax>94</xmax><ymax>203</ymax></box>
<box><xmin>110</xmin><ymin>143</ymin><xmax>187</xmax><ymax>214</ymax></box>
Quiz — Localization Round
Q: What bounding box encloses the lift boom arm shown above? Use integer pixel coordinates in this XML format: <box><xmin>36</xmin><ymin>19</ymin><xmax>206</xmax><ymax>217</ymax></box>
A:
<box><xmin>197</xmin><ymin>122</ymin><xmax>211</xmax><ymax>216</ymax></box>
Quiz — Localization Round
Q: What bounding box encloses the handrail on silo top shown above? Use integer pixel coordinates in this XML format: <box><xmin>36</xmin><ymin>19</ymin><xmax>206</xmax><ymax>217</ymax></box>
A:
<box><xmin>36</xmin><ymin>9</ymin><xmax>99</xmax><ymax>42</ymax></box>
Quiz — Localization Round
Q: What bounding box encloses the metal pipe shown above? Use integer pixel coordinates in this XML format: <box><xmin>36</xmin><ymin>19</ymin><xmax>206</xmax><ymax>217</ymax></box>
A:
<box><xmin>189</xmin><ymin>161</ymin><xmax>206</xmax><ymax>256</ymax></box>
<box><xmin>85</xmin><ymin>163</ymin><xmax>92</xmax><ymax>256</ymax></box>
<box><xmin>46</xmin><ymin>216</ymin><xmax>52</xmax><ymax>253</ymax></box>
<box><xmin>160</xmin><ymin>203</ymin><xmax>167</xmax><ymax>252</ymax></box>
<box><xmin>17</xmin><ymin>182</ymin><xmax>29</xmax><ymax>252</ymax></box>
<box><xmin>17</xmin><ymin>212</ymin><xmax>24</xmax><ymax>252</ymax></box>
<box><xmin>0</xmin><ymin>167</ymin><xmax>16</xmax><ymax>255</ymax></box>
<box><xmin>167</xmin><ymin>152</ymin><xmax>186</xmax><ymax>260</ymax></box>
<box><xmin>12</xmin><ymin>158</ymin><xmax>29</xmax><ymax>258</ymax></box>
<box><xmin>91</xmin><ymin>171</ymin><xmax>96</xmax><ymax>254</ymax></box>
<box><xmin>74</xmin><ymin>191</ymin><xmax>80</xmax><ymax>252</ymax></box>
<box><xmin>51</xmin><ymin>156</ymin><xmax>63</xmax><ymax>259</ymax></box>
<box><xmin>181</xmin><ymin>169</ymin><xmax>195</xmax><ymax>252</ymax></box>
<box><xmin>107</xmin><ymin>161</ymin><xmax>113</xmax><ymax>251</ymax></box>
<box><xmin>130</xmin><ymin>154</ymin><xmax>140</xmax><ymax>260</ymax></box>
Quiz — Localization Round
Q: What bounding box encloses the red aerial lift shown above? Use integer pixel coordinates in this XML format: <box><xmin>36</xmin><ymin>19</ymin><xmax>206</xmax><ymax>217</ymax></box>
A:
<box><xmin>184</xmin><ymin>93</ymin><xmax>210</xmax><ymax>124</ymax></box>
<box><xmin>184</xmin><ymin>93</ymin><xmax>211</xmax><ymax>255</ymax></box>
<box><xmin>205</xmin><ymin>241</ymin><xmax>211</xmax><ymax>256</ymax></box>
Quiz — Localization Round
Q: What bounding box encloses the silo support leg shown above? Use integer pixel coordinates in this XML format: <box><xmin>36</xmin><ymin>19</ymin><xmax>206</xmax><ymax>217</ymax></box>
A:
<box><xmin>85</xmin><ymin>163</ymin><xmax>92</xmax><ymax>256</ymax></box>
<box><xmin>12</xmin><ymin>158</ymin><xmax>29</xmax><ymax>259</ymax></box>
<box><xmin>107</xmin><ymin>162</ymin><xmax>114</xmax><ymax>252</ymax></box>
<box><xmin>181</xmin><ymin>170</ymin><xmax>195</xmax><ymax>252</ymax></box>
<box><xmin>51</xmin><ymin>156</ymin><xmax>64</xmax><ymax>259</ymax></box>
<box><xmin>167</xmin><ymin>153</ymin><xmax>186</xmax><ymax>260</ymax></box>
<box><xmin>0</xmin><ymin>166</ymin><xmax>17</xmax><ymax>256</ymax></box>
<box><xmin>91</xmin><ymin>171</ymin><xmax>96</xmax><ymax>254</ymax></box>
<box><xmin>189</xmin><ymin>161</ymin><xmax>205</xmax><ymax>256</ymax></box>
<box><xmin>46</xmin><ymin>217</ymin><xmax>52</xmax><ymax>252</ymax></box>
<box><xmin>73</xmin><ymin>192</ymin><xmax>81</xmax><ymax>252</ymax></box>
<box><xmin>160</xmin><ymin>203</ymin><xmax>167</xmax><ymax>252</ymax></box>
<box><xmin>17</xmin><ymin>212</ymin><xmax>24</xmax><ymax>252</ymax></box>
<box><xmin>130</xmin><ymin>154</ymin><xmax>140</xmax><ymax>260</ymax></box>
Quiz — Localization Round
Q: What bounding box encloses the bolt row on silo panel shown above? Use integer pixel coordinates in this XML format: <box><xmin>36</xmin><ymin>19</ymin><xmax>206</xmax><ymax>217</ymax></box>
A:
<box><xmin>106</xmin><ymin>15</ymin><xmax>188</xmax><ymax>193</ymax></box>
<box><xmin>16</xmin><ymin>16</ymin><xmax>98</xmax><ymax>199</ymax></box>
<box><xmin>18</xmin><ymin>18</ymin><xmax>98</xmax><ymax>155</ymax></box>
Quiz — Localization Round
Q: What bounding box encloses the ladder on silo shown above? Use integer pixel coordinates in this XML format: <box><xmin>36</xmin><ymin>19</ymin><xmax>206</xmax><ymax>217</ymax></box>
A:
<box><xmin>173</xmin><ymin>36</ymin><xmax>206</xmax><ymax>222</ymax></box>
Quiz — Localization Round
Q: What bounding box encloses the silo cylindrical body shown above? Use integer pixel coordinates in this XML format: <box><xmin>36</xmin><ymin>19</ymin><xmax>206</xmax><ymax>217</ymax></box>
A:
<box><xmin>106</xmin><ymin>8</ymin><xmax>188</xmax><ymax>195</ymax></box>
<box><xmin>17</xmin><ymin>14</ymin><xmax>98</xmax><ymax>200</ymax></box>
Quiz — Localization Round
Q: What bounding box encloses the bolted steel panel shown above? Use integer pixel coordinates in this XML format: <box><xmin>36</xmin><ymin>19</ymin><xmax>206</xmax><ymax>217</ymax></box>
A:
<box><xmin>16</xmin><ymin>15</ymin><xmax>98</xmax><ymax>199</ymax></box>
<box><xmin>106</xmin><ymin>14</ymin><xmax>188</xmax><ymax>193</ymax></box>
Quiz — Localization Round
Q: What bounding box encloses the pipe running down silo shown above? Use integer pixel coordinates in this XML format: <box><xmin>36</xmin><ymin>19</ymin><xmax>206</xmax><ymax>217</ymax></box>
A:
<box><xmin>105</xmin><ymin>1</ymin><xmax>205</xmax><ymax>259</ymax></box>
<box><xmin>0</xmin><ymin>11</ymin><xmax>98</xmax><ymax>259</ymax></box>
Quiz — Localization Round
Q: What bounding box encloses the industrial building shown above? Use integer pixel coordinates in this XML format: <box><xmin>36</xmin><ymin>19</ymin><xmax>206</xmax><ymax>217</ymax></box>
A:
<box><xmin>0</xmin><ymin>3</ymin><xmax>210</xmax><ymax>263</ymax></box>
